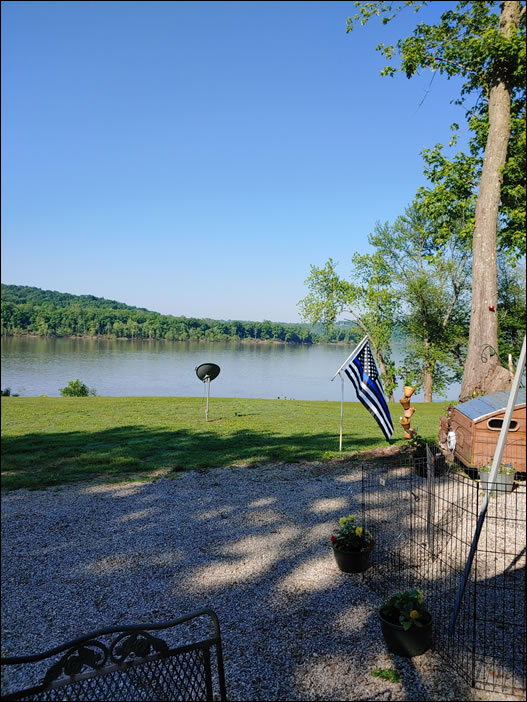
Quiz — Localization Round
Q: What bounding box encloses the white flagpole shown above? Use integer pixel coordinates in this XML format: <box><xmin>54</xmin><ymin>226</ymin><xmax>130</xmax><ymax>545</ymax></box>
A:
<box><xmin>332</xmin><ymin>335</ymin><xmax>369</xmax><ymax>452</ymax></box>
<box><xmin>330</xmin><ymin>336</ymin><xmax>368</xmax><ymax>381</ymax></box>
<box><xmin>339</xmin><ymin>372</ymin><xmax>344</xmax><ymax>451</ymax></box>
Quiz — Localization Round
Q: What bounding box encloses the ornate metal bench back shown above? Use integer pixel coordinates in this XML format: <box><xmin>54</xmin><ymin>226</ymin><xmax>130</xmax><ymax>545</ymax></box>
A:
<box><xmin>1</xmin><ymin>609</ymin><xmax>227</xmax><ymax>702</ymax></box>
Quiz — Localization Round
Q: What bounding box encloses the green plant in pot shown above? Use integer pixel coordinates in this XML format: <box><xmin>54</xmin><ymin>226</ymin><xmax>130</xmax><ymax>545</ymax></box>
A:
<box><xmin>330</xmin><ymin>514</ymin><xmax>375</xmax><ymax>573</ymax></box>
<box><xmin>479</xmin><ymin>462</ymin><xmax>516</xmax><ymax>494</ymax></box>
<box><xmin>400</xmin><ymin>367</ymin><xmax>420</xmax><ymax>398</ymax></box>
<box><xmin>379</xmin><ymin>589</ymin><xmax>433</xmax><ymax>656</ymax></box>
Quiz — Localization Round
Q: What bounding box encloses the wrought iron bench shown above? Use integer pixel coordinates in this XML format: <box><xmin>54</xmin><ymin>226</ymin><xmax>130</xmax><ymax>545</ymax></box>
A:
<box><xmin>1</xmin><ymin>608</ymin><xmax>227</xmax><ymax>701</ymax></box>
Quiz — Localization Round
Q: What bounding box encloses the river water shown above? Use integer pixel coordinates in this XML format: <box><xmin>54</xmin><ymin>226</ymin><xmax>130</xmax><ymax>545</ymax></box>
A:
<box><xmin>0</xmin><ymin>336</ymin><xmax>461</xmax><ymax>402</ymax></box>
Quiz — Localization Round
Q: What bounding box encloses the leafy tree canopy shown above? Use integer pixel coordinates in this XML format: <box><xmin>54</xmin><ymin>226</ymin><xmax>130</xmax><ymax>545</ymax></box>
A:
<box><xmin>347</xmin><ymin>1</ymin><xmax>526</xmax><ymax>256</ymax></box>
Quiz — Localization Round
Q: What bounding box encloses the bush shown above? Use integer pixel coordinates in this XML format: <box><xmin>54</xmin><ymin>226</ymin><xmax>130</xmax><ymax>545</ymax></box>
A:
<box><xmin>59</xmin><ymin>379</ymin><xmax>96</xmax><ymax>397</ymax></box>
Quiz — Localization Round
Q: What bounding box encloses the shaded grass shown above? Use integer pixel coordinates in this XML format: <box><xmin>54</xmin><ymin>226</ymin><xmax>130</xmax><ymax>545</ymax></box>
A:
<box><xmin>1</xmin><ymin>396</ymin><xmax>450</xmax><ymax>490</ymax></box>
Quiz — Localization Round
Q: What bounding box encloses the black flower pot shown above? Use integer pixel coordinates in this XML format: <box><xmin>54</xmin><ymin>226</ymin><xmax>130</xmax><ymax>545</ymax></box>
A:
<box><xmin>379</xmin><ymin>610</ymin><xmax>433</xmax><ymax>656</ymax></box>
<box><xmin>332</xmin><ymin>546</ymin><xmax>371</xmax><ymax>573</ymax></box>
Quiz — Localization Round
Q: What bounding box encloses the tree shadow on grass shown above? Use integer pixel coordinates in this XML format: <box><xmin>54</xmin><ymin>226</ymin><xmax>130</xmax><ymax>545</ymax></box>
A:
<box><xmin>1</xmin><ymin>425</ymin><xmax>390</xmax><ymax>490</ymax></box>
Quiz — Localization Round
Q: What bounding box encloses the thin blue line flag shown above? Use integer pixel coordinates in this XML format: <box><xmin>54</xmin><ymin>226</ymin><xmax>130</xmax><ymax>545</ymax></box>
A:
<box><xmin>341</xmin><ymin>341</ymin><xmax>394</xmax><ymax>441</ymax></box>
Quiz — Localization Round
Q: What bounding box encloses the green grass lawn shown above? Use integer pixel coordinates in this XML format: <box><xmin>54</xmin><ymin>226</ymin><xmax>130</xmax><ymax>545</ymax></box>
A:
<box><xmin>1</xmin><ymin>396</ymin><xmax>450</xmax><ymax>490</ymax></box>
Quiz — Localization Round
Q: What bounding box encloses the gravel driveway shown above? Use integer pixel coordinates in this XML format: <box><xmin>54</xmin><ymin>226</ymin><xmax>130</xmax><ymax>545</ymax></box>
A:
<box><xmin>1</xmin><ymin>461</ymin><xmax>522</xmax><ymax>701</ymax></box>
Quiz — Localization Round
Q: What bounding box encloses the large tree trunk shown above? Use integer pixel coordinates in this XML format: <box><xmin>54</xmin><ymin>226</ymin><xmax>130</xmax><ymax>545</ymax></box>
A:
<box><xmin>423</xmin><ymin>360</ymin><xmax>434</xmax><ymax>403</ymax></box>
<box><xmin>459</xmin><ymin>1</ymin><xmax>520</xmax><ymax>402</ymax></box>
<box><xmin>422</xmin><ymin>337</ymin><xmax>433</xmax><ymax>402</ymax></box>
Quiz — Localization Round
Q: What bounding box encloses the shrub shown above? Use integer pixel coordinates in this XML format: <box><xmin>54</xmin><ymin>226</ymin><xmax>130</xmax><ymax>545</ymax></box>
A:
<box><xmin>59</xmin><ymin>379</ymin><xmax>96</xmax><ymax>397</ymax></box>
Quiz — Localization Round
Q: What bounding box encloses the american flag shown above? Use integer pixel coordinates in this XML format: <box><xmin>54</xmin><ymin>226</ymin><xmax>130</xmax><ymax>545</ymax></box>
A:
<box><xmin>342</xmin><ymin>341</ymin><xmax>393</xmax><ymax>441</ymax></box>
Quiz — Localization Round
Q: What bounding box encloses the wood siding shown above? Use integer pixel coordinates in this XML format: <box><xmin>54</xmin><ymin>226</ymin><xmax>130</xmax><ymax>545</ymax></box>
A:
<box><xmin>451</xmin><ymin>404</ymin><xmax>526</xmax><ymax>472</ymax></box>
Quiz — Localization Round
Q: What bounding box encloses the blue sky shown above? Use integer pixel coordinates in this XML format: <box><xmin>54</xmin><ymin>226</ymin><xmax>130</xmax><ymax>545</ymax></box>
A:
<box><xmin>1</xmin><ymin>0</ymin><xmax>469</xmax><ymax>323</ymax></box>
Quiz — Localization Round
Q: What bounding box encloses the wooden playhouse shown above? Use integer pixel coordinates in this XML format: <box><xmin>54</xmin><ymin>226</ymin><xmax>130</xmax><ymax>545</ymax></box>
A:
<box><xmin>450</xmin><ymin>389</ymin><xmax>526</xmax><ymax>473</ymax></box>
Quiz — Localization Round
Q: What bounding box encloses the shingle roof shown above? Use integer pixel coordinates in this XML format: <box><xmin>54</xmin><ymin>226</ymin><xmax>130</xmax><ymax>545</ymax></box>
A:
<box><xmin>456</xmin><ymin>389</ymin><xmax>526</xmax><ymax>422</ymax></box>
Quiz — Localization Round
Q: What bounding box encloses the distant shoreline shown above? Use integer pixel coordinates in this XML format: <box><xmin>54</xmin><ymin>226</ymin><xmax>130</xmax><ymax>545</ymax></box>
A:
<box><xmin>1</xmin><ymin>333</ymin><xmax>355</xmax><ymax>346</ymax></box>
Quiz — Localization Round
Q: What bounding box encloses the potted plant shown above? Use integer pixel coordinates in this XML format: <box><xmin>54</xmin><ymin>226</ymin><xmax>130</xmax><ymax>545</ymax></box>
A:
<box><xmin>379</xmin><ymin>589</ymin><xmax>433</xmax><ymax>657</ymax></box>
<box><xmin>400</xmin><ymin>368</ymin><xmax>419</xmax><ymax>398</ymax></box>
<box><xmin>399</xmin><ymin>417</ymin><xmax>411</xmax><ymax>430</ymax></box>
<box><xmin>479</xmin><ymin>463</ymin><xmax>516</xmax><ymax>493</ymax></box>
<box><xmin>330</xmin><ymin>514</ymin><xmax>375</xmax><ymax>573</ymax></box>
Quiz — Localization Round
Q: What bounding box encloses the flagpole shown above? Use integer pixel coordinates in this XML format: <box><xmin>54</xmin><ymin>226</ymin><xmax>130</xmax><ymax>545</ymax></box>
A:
<box><xmin>339</xmin><ymin>372</ymin><xmax>344</xmax><ymax>451</ymax></box>
<box><xmin>330</xmin><ymin>336</ymin><xmax>368</xmax><ymax>381</ymax></box>
<box><xmin>334</xmin><ymin>336</ymin><xmax>368</xmax><ymax>452</ymax></box>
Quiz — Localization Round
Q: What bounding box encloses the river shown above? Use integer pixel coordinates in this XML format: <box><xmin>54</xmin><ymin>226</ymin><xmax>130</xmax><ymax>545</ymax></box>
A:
<box><xmin>0</xmin><ymin>336</ymin><xmax>461</xmax><ymax>402</ymax></box>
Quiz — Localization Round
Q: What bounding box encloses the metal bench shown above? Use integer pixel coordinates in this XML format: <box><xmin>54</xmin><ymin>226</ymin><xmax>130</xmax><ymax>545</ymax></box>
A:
<box><xmin>1</xmin><ymin>608</ymin><xmax>227</xmax><ymax>701</ymax></box>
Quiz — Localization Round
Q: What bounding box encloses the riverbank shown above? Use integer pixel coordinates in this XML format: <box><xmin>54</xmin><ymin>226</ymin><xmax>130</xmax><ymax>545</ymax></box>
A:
<box><xmin>0</xmin><ymin>396</ymin><xmax>450</xmax><ymax>491</ymax></box>
<box><xmin>2</xmin><ymin>331</ymin><xmax>361</xmax><ymax>346</ymax></box>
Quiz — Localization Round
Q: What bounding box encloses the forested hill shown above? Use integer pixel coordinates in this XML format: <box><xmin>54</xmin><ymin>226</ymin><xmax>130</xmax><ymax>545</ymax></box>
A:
<box><xmin>1</xmin><ymin>284</ymin><xmax>360</xmax><ymax>344</ymax></box>
<box><xmin>1</xmin><ymin>285</ymin><xmax>148</xmax><ymax>311</ymax></box>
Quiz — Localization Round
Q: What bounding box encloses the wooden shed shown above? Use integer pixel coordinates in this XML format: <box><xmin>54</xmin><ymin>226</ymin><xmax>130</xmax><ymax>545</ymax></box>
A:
<box><xmin>449</xmin><ymin>389</ymin><xmax>526</xmax><ymax>472</ymax></box>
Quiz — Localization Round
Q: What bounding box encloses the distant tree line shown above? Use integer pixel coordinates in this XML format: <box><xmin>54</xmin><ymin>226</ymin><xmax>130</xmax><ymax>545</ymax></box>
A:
<box><xmin>0</xmin><ymin>285</ymin><xmax>361</xmax><ymax>345</ymax></box>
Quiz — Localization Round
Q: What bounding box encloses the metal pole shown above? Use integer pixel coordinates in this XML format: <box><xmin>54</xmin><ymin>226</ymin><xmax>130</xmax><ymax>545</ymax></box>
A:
<box><xmin>206</xmin><ymin>377</ymin><xmax>210</xmax><ymax>422</ymax></box>
<box><xmin>331</xmin><ymin>336</ymin><xmax>368</xmax><ymax>381</ymax></box>
<box><xmin>425</xmin><ymin>444</ymin><xmax>436</xmax><ymax>557</ymax></box>
<box><xmin>339</xmin><ymin>373</ymin><xmax>344</xmax><ymax>452</ymax></box>
<box><xmin>448</xmin><ymin>335</ymin><xmax>526</xmax><ymax>633</ymax></box>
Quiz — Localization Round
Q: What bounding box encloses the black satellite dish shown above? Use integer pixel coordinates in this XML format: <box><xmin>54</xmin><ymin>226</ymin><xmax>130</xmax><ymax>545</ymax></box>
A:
<box><xmin>195</xmin><ymin>363</ymin><xmax>221</xmax><ymax>421</ymax></box>
<box><xmin>195</xmin><ymin>363</ymin><xmax>221</xmax><ymax>382</ymax></box>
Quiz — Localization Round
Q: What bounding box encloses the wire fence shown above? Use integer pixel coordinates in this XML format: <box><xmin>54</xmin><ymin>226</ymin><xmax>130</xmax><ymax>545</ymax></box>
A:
<box><xmin>359</xmin><ymin>448</ymin><xmax>526</xmax><ymax>697</ymax></box>
<box><xmin>452</xmin><ymin>424</ymin><xmax>526</xmax><ymax>475</ymax></box>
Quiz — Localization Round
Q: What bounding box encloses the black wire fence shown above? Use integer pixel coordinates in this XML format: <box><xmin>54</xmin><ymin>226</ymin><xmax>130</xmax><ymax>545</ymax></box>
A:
<box><xmin>359</xmin><ymin>447</ymin><xmax>526</xmax><ymax>697</ymax></box>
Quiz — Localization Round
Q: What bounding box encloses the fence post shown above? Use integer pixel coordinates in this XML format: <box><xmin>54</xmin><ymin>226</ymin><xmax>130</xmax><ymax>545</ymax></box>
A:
<box><xmin>425</xmin><ymin>444</ymin><xmax>436</xmax><ymax>557</ymax></box>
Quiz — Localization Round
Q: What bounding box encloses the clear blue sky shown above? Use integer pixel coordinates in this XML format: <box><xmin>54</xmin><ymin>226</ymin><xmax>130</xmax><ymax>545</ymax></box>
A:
<box><xmin>1</xmin><ymin>0</ymin><xmax>469</xmax><ymax>323</ymax></box>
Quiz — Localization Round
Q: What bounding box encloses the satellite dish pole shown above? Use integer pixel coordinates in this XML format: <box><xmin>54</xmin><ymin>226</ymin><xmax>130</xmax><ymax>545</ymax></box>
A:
<box><xmin>205</xmin><ymin>377</ymin><xmax>211</xmax><ymax>421</ymax></box>
<box><xmin>195</xmin><ymin>363</ymin><xmax>221</xmax><ymax>422</ymax></box>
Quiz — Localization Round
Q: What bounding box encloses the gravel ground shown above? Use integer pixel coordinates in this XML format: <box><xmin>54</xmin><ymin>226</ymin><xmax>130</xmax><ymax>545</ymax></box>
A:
<box><xmin>1</xmin><ymin>461</ymin><xmax>524</xmax><ymax>701</ymax></box>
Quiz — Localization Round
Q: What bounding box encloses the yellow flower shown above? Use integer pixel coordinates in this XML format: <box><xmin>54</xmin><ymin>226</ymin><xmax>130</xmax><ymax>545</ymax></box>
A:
<box><xmin>355</xmin><ymin>526</ymin><xmax>363</xmax><ymax>537</ymax></box>
<box><xmin>339</xmin><ymin>517</ymin><xmax>347</xmax><ymax>527</ymax></box>
<box><xmin>409</xmin><ymin>610</ymin><xmax>420</xmax><ymax>619</ymax></box>
<box><xmin>348</xmin><ymin>514</ymin><xmax>355</xmax><ymax>521</ymax></box>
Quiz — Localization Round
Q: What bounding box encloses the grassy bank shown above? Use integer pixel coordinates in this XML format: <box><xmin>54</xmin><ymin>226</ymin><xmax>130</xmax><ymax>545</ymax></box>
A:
<box><xmin>1</xmin><ymin>396</ymin><xmax>450</xmax><ymax>490</ymax></box>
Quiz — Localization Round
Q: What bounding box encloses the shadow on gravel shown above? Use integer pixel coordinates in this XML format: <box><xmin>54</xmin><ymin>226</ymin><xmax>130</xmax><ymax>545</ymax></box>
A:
<box><xmin>2</xmin><ymin>459</ymin><xmax>522</xmax><ymax>700</ymax></box>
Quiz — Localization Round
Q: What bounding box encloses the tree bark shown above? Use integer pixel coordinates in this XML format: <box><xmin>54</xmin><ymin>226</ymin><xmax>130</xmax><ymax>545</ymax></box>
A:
<box><xmin>423</xmin><ymin>358</ymin><xmax>434</xmax><ymax>403</ymax></box>
<box><xmin>459</xmin><ymin>1</ymin><xmax>520</xmax><ymax>402</ymax></box>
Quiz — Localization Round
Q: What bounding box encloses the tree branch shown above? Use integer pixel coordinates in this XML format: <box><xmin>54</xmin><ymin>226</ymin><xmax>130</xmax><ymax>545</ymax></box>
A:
<box><xmin>344</xmin><ymin>307</ymin><xmax>374</xmax><ymax>347</ymax></box>
<box><xmin>432</xmin><ymin>56</ymin><xmax>489</xmax><ymax>95</ymax></box>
